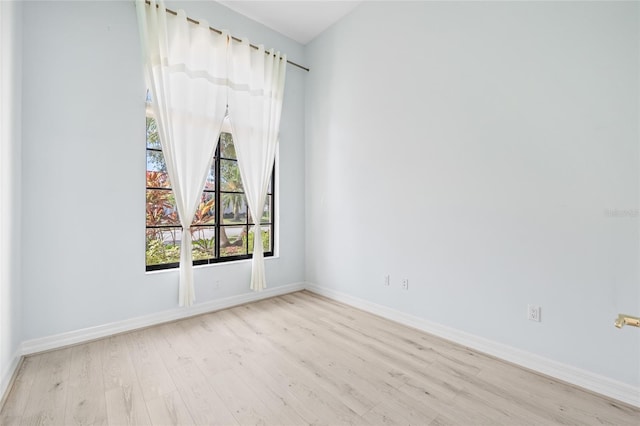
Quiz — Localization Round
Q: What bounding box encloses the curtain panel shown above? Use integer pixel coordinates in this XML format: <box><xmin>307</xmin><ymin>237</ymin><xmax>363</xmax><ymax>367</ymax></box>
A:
<box><xmin>136</xmin><ymin>0</ymin><xmax>228</xmax><ymax>306</ymax></box>
<box><xmin>228</xmin><ymin>40</ymin><xmax>287</xmax><ymax>292</ymax></box>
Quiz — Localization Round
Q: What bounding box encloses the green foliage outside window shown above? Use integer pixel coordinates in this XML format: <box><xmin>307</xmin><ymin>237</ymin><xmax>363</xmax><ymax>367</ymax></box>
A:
<box><xmin>145</xmin><ymin>115</ymin><xmax>273</xmax><ymax>270</ymax></box>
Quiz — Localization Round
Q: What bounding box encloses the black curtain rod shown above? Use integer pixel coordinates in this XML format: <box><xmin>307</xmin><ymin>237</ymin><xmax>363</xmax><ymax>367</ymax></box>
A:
<box><xmin>144</xmin><ymin>0</ymin><xmax>310</xmax><ymax>72</ymax></box>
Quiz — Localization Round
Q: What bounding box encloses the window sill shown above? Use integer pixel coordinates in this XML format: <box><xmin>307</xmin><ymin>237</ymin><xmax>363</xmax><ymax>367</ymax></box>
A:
<box><xmin>145</xmin><ymin>254</ymin><xmax>280</xmax><ymax>275</ymax></box>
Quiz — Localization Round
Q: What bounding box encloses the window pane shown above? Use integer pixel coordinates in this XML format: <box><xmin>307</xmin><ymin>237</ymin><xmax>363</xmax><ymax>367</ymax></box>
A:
<box><xmin>192</xmin><ymin>192</ymin><xmax>215</xmax><ymax>225</ymax></box>
<box><xmin>260</xmin><ymin>195</ymin><xmax>273</xmax><ymax>223</ymax></box>
<box><xmin>146</xmin><ymin>116</ymin><xmax>161</xmax><ymax>149</ymax></box>
<box><xmin>249</xmin><ymin>226</ymin><xmax>271</xmax><ymax>254</ymax></box>
<box><xmin>220</xmin><ymin>226</ymin><xmax>248</xmax><ymax>257</ymax></box>
<box><xmin>146</xmin><ymin>227</ymin><xmax>181</xmax><ymax>266</ymax></box>
<box><xmin>146</xmin><ymin>170</ymin><xmax>171</xmax><ymax>189</ymax></box>
<box><xmin>146</xmin><ymin>189</ymin><xmax>179</xmax><ymax>226</ymax></box>
<box><xmin>204</xmin><ymin>163</ymin><xmax>216</xmax><ymax>190</ymax></box>
<box><xmin>222</xmin><ymin>193</ymin><xmax>247</xmax><ymax>225</ymax></box>
<box><xmin>191</xmin><ymin>227</ymin><xmax>215</xmax><ymax>261</ymax></box>
<box><xmin>262</xmin><ymin>196</ymin><xmax>272</xmax><ymax>223</ymax></box>
<box><xmin>220</xmin><ymin>160</ymin><xmax>243</xmax><ymax>192</ymax></box>
<box><xmin>146</xmin><ymin>150</ymin><xmax>168</xmax><ymax>174</ymax></box>
<box><xmin>248</xmin><ymin>196</ymin><xmax>271</xmax><ymax>224</ymax></box>
<box><xmin>219</xmin><ymin>132</ymin><xmax>236</xmax><ymax>159</ymax></box>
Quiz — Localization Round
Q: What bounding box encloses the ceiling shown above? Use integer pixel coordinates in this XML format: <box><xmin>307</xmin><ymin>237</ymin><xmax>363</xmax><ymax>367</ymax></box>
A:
<box><xmin>218</xmin><ymin>1</ymin><xmax>362</xmax><ymax>45</ymax></box>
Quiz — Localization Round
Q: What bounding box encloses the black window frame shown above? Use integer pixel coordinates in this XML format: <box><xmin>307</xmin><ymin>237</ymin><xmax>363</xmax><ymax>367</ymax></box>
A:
<box><xmin>145</xmin><ymin>123</ymin><xmax>275</xmax><ymax>272</ymax></box>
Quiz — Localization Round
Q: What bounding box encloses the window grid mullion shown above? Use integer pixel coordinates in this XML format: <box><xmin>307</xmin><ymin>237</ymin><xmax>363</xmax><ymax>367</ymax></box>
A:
<box><xmin>215</xmin><ymin>142</ymin><xmax>221</xmax><ymax>260</ymax></box>
<box><xmin>146</xmin><ymin>125</ymin><xmax>275</xmax><ymax>271</ymax></box>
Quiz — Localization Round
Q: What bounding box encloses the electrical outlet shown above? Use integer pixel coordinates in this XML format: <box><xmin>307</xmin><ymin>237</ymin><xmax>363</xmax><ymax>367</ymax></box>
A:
<box><xmin>384</xmin><ymin>275</ymin><xmax>390</xmax><ymax>286</ymax></box>
<box><xmin>527</xmin><ymin>305</ymin><xmax>541</xmax><ymax>322</ymax></box>
<box><xmin>402</xmin><ymin>278</ymin><xmax>409</xmax><ymax>290</ymax></box>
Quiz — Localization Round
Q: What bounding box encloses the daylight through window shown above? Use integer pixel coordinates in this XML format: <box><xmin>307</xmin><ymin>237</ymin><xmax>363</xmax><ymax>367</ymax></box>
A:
<box><xmin>145</xmin><ymin>115</ymin><xmax>274</xmax><ymax>271</ymax></box>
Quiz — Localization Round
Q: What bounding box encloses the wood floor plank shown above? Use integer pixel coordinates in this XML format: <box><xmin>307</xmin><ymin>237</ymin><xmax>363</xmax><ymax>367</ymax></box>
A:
<box><xmin>2</xmin><ymin>290</ymin><xmax>639</xmax><ymax>426</ymax></box>
<box><xmin>476</xmin><ymin>360</ymin><xmax>640</xmax><ymax>425</ymax></box>
<box><xmin>125</xmin><ymin>329</ymin><xmax>177</xmax><ymax>402</ymax></box>
<box><xmin>204</xmin><ymin>309</ymin><xmax>360</xmax><ymax>424</ymax></box>
<box><xmin>207</xmin><ymin>368</ymin><xmax>284</xmax><ymax>425</ymax></box>
<box><xmin>63</xmin><ymin>340</ymin><xmax>108</xmax><ymax>426</ymax></box>
<box><xmin>360</xmin><ymin>398</ymin><xmax>425</xmax><ymax>426</ymax></box>
<box><xmin>0</xmin><ymin>356</ymin><xmax>40</xmax><ymax>423</ymax></box>
<box><xmin>150</xmin><ymin>322</ymin><xmax>239</xmax><ymax>426</ymax></box>
<box><xmin>288</xmin><ymin>292</ymin><xmax>456</xmax><ymax>371</ymax></box>
<box><xmin>0</xmin><ymin>414</ymin><xmax>20</xmax><ymax>426</ymax></box>
<box><xmin>259</xmin><ymin>298</ymin><xmax>413</xmax><ymax>393</ymax></box>
<box><xmin>289</xmin><ymin>299</ymin><xmax>469</xmax><ymax>401</ymax></box>
<box><xmin>166</xmin><ymin>360</ymin><xmax>240</xmax><ymax>426</ymax></box>
<box><xmin>228</xmin><ymin>359</ymin><xmax>310</xmax><ymax>425</ymax></box>
<box><xmin>145</xmin><ymin>390</ymin><xmax>195</xmax><ymax>426</ymax></box>
<box><xmin>20</xmin><ymin>347</ymin><xmax>72</xmax><ymax>426</ymax></box>
<box><xmin>198</xmin><ymin>336</ymin><xmax>324</xmax><ymax>425</ymax></box>
<box><xmin>277</xmin><ymin>295</ymin><xmax>427</xmax><ymax>388</ymax></box>
<box><xmin>274</xmin><ymin>339</ymin><xmax>376</xmax><ymax>416</ymax></box>
<box><xmin>215</xmin><ymin>308</ymin><xmax>365</xmax><ymax>423</ymax></box>
<box><xmin>102</xmin><ymin>334</ymin><xmax>152</xmax><ymax>425</ymax></box>
<box><xmin>246</xmin><ymin>353</ymin><xmax>362</xmax><ymax>425</ymax></box>
<box><xmin>295</xmin><ymin>338</ymin><xmax>438</xmax><ymax>425</ymax></box>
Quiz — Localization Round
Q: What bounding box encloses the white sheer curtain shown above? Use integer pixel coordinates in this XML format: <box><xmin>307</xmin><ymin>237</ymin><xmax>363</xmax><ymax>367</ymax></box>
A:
<box><xmin>228</xmin><ymin>39</ymin><xmax>287</xmax><ymax>292</ymax></box>
<box><xmin>136</xmin><ymin>0</ymin><xmax>228</xmax><ymax>306</ymax></box>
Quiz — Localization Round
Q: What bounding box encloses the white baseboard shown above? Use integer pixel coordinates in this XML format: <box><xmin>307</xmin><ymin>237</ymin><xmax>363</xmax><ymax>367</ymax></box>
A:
<box><xmin>305</xmin><ymin>284</ymin><xmax>640</xmax><ymax>409</ymax></box>
<box><xmin>20</xmin><ymin>282</ymin><xmax>306</xmax><ymax>355</ymax></box>
<box><xmin>0</xmin><ymin>350</ymin><xmax>22</xmax><ymax>411</ymax></box>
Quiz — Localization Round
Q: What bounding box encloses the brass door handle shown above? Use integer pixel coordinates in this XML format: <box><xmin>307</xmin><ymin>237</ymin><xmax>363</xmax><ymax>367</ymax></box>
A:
<box><xmin>614</xmin><ymin>314</ymin><xmax>640</xmax><ymax>328</ymax></box>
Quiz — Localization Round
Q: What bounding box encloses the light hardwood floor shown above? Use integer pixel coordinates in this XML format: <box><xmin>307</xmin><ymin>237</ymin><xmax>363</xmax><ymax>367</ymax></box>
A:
<box><xmin>1</xmin><ymin>290</ymin><xmax>639</xmax><ymax>425</ymax></box>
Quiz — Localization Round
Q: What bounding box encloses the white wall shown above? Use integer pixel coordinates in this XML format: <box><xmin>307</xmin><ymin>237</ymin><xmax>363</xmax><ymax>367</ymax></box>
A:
<box><xmin>20</xmin><ymin>0</ymin><xmax>306</xmax><ymax>341</ymax></box>
<box><xmin>0</xmin><ymin>0</ymin><xmax>22</xmax><ymax>397</ymax></box>
<box><xmin>305</xmin><ymin>1</ymin><xmax>639</xmax><ymax>387</ymax></box>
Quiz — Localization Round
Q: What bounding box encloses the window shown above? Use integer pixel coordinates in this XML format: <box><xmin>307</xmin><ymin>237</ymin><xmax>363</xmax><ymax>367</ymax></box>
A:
<box><xmin>145</xmin><ymin>115</ymin><xmax>275</xmax><ymax>271</ymax></box>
